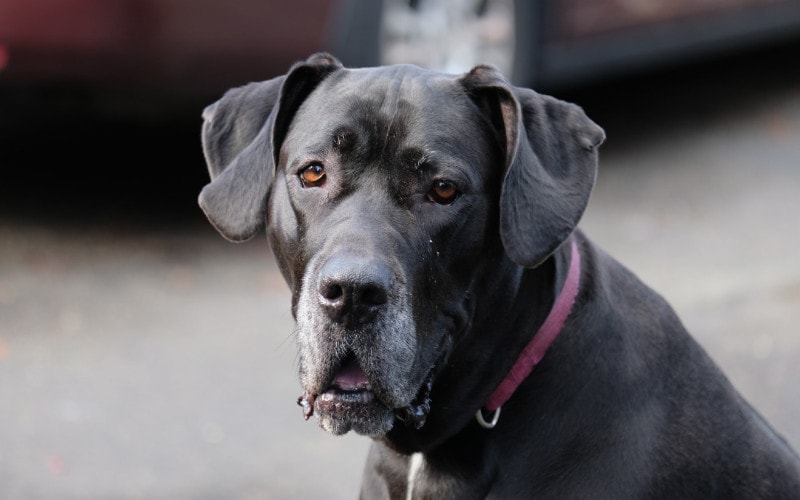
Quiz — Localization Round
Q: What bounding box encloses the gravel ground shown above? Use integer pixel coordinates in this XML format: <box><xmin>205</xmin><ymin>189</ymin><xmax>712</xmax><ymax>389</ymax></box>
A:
<box><xmin>1</xmin><ymin>52</ymin><xmax>799</xmax><ymax>498</ymax></box>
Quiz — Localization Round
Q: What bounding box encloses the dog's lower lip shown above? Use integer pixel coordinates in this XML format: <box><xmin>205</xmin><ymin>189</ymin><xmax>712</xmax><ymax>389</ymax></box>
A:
<box><xmin>319</xmin><ymin>388</ymin><xmax>375</xmax><ymax>404</ymax></box>
<box><xmin>297</xmin><ymin>387</ymin><xmax>378</xmax><ymax>421</ymax></box>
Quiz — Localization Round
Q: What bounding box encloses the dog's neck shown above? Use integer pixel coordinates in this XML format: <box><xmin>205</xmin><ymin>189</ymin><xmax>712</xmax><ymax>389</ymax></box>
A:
<box><xmin>481</xmin><ymin>238</ymin><xmax>580</xmax><ymax>416</ymax></box>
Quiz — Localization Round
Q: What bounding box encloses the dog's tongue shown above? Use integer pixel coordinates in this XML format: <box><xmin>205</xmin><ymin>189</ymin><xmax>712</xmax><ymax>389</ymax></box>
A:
<box><xmin>333</xmin><ymin>358</ymin><xmax>370</xmax><ymax>391</ymax></box>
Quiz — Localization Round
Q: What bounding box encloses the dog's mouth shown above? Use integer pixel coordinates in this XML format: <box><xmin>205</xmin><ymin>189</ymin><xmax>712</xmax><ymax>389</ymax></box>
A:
<box><xmin>297</xmin><ymin>354</ymin><xmax>381</xmax><ymax>432</ymax></box>
<box><xmin>297</xmin><ymin>350</ymin><xmax>443</xmax><ymax>434</ymax></box>
<box><xmin>303</xmin><ymin>355</ymin><xmax>376</xmax><ymax>413</ymax></box>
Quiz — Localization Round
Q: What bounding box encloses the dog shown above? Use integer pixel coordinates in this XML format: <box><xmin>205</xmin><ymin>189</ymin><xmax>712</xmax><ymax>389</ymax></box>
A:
<box><xmin>197</xmin><ymin>53</ymin><xmax>800</xmax><ymax>498</ymax></box>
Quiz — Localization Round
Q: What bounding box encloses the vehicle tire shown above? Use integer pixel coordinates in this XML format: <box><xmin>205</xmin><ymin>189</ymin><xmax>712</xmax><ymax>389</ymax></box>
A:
<box><xmin>379</xmin><ymin>0</ymin><xmax>515</xmax><ymax>77</ymax></box>
<box><xmin>330</xmin><ymin>0</ymin><xmax>537</xmax><ymax>85</ymax></box>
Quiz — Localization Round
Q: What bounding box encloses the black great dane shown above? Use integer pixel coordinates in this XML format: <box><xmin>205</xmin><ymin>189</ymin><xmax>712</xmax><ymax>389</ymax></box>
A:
<box><xmin>198</xmin><ymin>53</ymin><xmax>800</xmax><ymax>498</ymax></box>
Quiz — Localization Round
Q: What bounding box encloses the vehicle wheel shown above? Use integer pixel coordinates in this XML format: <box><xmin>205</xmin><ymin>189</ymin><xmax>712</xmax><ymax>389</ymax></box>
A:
<box><xmin>379</xmin><ymin>0</ymin><xmax>516</xmax><ymax>78</ymax></box>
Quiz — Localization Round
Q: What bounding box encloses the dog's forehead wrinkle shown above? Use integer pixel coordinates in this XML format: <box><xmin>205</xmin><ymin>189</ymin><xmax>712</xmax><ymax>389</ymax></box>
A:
<box><xmin>346</xmin><ymin>63</ymin><xmax>449</xmax><ymax>101</ymax></box>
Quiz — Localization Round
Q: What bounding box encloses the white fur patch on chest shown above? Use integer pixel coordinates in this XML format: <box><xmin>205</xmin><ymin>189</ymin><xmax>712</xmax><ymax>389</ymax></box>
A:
<box><xmin>406</xmin><ymin>452</ymin><xmax>424</xmax><ymax>500</ymax></box>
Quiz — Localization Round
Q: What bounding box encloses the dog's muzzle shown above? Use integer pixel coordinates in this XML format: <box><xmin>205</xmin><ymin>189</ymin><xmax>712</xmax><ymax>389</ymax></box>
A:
<box><xmin>295</xmin><ymin>250</ymin><xmax>441</xmax><ymax>436</ymax></box>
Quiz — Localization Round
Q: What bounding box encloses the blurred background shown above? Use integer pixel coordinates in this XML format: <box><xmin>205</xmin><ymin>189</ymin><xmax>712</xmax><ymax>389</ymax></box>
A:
<box><xmin>1</xmin><ymin>1</ymin><xmax>799</xmax><ymax>498</ymax></box>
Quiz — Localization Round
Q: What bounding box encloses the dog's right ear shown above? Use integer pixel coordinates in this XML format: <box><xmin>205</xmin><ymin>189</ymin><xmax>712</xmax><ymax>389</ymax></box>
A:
<box><xmin>198</xmin><ymin>53</ymin><xmax>342</xmax><ymax>242</ymax></box>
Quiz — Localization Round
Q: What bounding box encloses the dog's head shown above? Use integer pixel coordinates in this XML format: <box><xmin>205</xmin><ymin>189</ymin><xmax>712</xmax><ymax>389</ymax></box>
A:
<box><xmin>198</xmin><ymin>53</ymin><xmax>603</xmax><ymax>438</ymax></box>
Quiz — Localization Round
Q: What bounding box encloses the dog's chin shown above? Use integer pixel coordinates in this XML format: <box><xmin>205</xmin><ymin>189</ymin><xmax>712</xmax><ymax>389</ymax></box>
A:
<box><xmin>315</xmin><ymin>394</ymin><xmax>396</xmax><ymax>436</ymax></box>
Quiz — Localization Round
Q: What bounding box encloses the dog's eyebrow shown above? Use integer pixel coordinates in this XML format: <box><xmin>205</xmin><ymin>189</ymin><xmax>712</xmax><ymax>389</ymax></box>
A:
<box><xmin>414</xmin><ymin>153</ymin><xmax>430</xmax><ymax>171</ymax></box>
<box><xmin>401</xmin><ymin>148</ymin><xmax>431</xmax><ymax>171</ymax></box>
<box><xmin>331</xmin><ymin>127</ymin><xmax>358</xmax><ymax>153</ymax></box>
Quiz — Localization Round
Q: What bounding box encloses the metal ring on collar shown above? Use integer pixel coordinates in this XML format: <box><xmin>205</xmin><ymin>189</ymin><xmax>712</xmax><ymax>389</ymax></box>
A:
<box><xmin>475</xmin><ymin>407</ymin><xmax>501</xmax><ymax>429</ymax></box>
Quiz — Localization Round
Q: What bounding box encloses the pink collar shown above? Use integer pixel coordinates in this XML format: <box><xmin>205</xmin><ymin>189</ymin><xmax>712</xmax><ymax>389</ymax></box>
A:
<box><xmin>477</xmin><ymin>239</ymin><xmax>581</xmax><ymax>428</ymax></box>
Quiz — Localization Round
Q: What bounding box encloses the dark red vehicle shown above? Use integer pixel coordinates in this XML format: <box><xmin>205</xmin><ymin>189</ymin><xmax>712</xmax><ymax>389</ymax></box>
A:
<box><xmin>3</xmin><ymin>0</ymin><xmax>800</xmax><ymax>97</ymax></box>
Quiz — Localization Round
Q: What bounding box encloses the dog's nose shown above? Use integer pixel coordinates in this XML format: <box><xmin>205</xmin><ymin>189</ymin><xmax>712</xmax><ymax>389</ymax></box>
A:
<box><xmin>317</xmin><ymin>254</ymin><xmax>391</xmax><ymax>325</ymax></box>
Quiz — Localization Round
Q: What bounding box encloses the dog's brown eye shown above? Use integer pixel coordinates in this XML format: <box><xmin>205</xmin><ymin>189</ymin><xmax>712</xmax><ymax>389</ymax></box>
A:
<box><xmin>300</xmin><ymin>163</ymin><xmax>326</xmax><ymax>187</ymax></box>
<box><xmin>428</xmin><ymin>179</ymin><xmax>460</xmax><ymax>205</ymax></box>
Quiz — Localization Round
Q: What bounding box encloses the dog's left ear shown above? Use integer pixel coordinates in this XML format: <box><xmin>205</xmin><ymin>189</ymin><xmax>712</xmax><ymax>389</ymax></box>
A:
<box><xmin>198</xmin><ymin>53</ymin><xmax>343</xmax><ymax>241</ymax></box>
<box><xmin>460</xmin><ymin>65</ymin><xmax>605</xmax><ymax>268</ymax></box>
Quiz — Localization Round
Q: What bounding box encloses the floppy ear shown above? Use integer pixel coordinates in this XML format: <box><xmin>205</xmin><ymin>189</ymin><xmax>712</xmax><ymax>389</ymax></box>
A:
<box><xmin>460</xmin><ymin>65</ymin><xmax>605</xmax><ymax>268</ymax></box>
<box><xmin>198</xmin><ymin>53</ymin><xmax>343</xmax><ymax>242</ymax></box>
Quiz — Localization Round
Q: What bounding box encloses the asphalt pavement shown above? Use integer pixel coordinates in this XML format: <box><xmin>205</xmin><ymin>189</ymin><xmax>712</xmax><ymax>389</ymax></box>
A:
<box><xmin>1</xmin><ymin>51</ymin><xmax>799</xmax><ymax>498</ymax></box>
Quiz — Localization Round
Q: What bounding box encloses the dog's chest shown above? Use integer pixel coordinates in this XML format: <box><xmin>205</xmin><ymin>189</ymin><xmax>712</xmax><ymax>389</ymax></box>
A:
<box><xmin>405</xmin><ymin>452</ymin><xmax>424</xmax><ymax>500</ymax></box>
<box><xmin>402</xmin><ymin>452</ymin><xmax>479</xmax><ymax>499</ymax></box>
